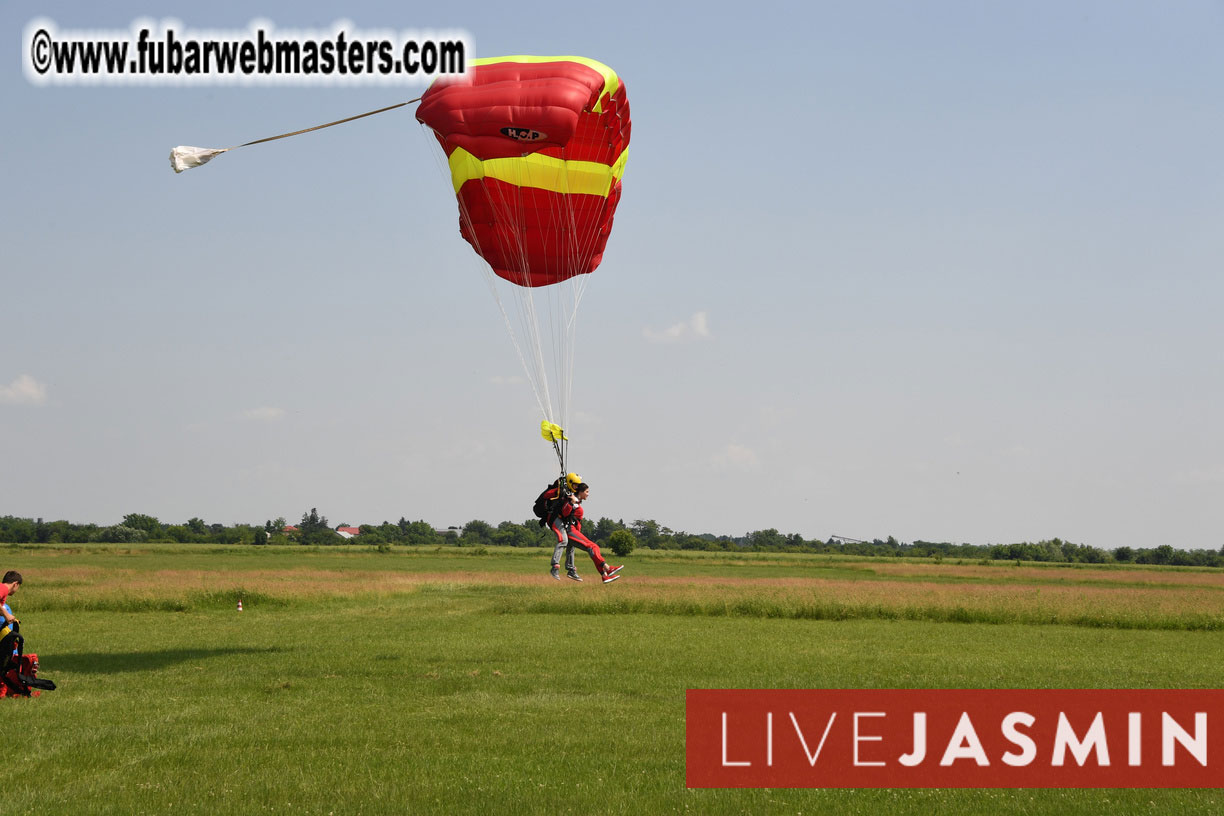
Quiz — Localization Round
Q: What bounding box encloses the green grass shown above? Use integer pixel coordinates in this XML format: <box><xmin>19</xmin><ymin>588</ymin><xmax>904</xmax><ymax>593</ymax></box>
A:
<box><xmin>0</xmin><ymin>544</ymin><xmax>1220</xmax><ymax>814</ymax></box>
<box><xmin>504</xmin><ymin>591</ymin><xmax>1224</xmax><ymax>631</ymax></box>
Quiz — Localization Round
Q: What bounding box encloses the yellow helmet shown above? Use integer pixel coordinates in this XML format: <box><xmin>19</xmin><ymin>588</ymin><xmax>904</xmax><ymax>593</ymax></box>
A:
<box><xmin>566</xmin><ymin>472</ymin><xmax>583</xmax><ymax>490</ymax></box>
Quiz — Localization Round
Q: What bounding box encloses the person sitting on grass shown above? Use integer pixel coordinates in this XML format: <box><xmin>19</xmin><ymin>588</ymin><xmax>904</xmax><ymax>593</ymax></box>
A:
<box><xmin>549</xmin><ymin>483</ymin><xmax>622</xmax><ymax>584</ymax></box>
<box><xmin>0</xmin><ymin>571</ymin><xmax>20</xmax><ymax>647</ymax></box>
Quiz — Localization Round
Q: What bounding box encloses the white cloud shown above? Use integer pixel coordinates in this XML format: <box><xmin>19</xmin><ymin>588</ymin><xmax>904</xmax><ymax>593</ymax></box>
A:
<box><xmin>243</xmin><ymin>406</ymin><xmax>286</xmax><ymax>422</ymax></box>
<box><xmin>0</xmin><ymin>374</ymin><xmax>48</xmax><ymax>406</ymax></box>
<box><xmin>644</xmin><ymin>311</ymin><xmax>711</xmax><ymax>344</ymax></box>
<box><xmin>711</xmin><ymin>443</ymin><xmax>760</xmax><ymax>471</ymax></box>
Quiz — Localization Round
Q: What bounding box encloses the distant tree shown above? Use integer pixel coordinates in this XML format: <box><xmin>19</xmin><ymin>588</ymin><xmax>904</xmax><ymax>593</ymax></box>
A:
<box><xmin>0</xmin><ymin>517</ymin><xmax>35</xmax><ymax>543</ymax></box>
<box><xmin>379</xmin><ymin>521</ymin><xmax>409</xmax><ymax>543</ymax></box>
<box><xmin>95</xmin><ymin>525</ymin><xmax>147</xmax><ymax>543</ymax></box>
<box><xmin>213</xmin><ymin>525</ymin><xmax>244</xmax><ymax>545</ymax></box>
<box><xmin>1169</xmin><ymin>549</ymin><xmax>1196</xmax><ymax>567</ymax></box>
<box><xmin>356</xmin><ymin>525</ymin><xmax>386</xmax><ymax>546</ymax></box>
<box><xmin>122</xmin><ymin>513</ymin><xmax>162</xmax><ymax>537</ymax></box>
<box><xmin>492</xmin><ymin>521</ymin><xmax>538</xmax><ymax>548</ymax></box>
<box><xmin>591</xmin><ymin>517</ymin><xmax>626</xmax><ymax>542</ymax></box>
<box><xmin>695</xmin><ymin>536</ymin><xmax>730</xmax><ymax>551</ymax></box>
<box><xmin>358</xmin><ymin>523</ymin><xmax>385</xmax><ymax>542</ymax></box>
<box><xmin>630</xmin><ymin>519</ymin><xmax>661</xmax><ymax>548</ymax></box>
<box><xmin>747</xmin><ymin>529</ymin><xmax>787</xmax><ymax>551</ymax></box>
<box><xmin>1038</xmin><ymin>540</ymin><xmax>1067</xmax><ymax>562</ymax></box>
<box><xmin>462</xmin><ymin>520</ymin><xmax>495</xmax><ymax>547</ymax></box>
<box><xmin>400</xmin><ymin>520</ymin><xmax>440</xmax><ymax>547</ymax></box>
<box><xmin>186</xmin><ymin>517</ymin><xmax>208</xmax><ymax>535</ymax></box>
<box><xmin>1113</xmin><ymin>546</ymin><xmax>1135</xmax><ymax>563</ymax></box>
<box><xmin>254</xmin><ymin>530</ymin><xmax>269</xmax><ymax>546</ymax></box>
<box><xmin>301</xmin><ymin>507</ymin><xmax>325</xmax><ymax>530</ymax></box>
<box><xmin>679</xmin><ymin>535</ymin><xmax>707</xmax><ymax>551</ymax></box>
<box><xmin>299</xmin><ymin>508</ymin><xmax>340</xmax><ymax>546</ymax></box>
<box><xmin>608</xmin><ymin>529</ymin><xmax>637</xmax><ymax>557</ymax></box>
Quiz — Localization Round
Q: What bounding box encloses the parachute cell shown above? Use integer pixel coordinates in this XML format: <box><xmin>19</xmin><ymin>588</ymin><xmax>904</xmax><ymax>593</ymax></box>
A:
<box><xmin>416</xmin><ymin>56</ymin><xmax>631</xmax><ymax>287</ymax></box>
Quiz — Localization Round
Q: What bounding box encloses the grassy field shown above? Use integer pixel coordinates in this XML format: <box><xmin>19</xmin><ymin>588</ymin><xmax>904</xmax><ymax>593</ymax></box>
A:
<box><xmin>0</xmin><ymin>543</ymin><xmax>1221</xmax><ymax>814</ymax></box>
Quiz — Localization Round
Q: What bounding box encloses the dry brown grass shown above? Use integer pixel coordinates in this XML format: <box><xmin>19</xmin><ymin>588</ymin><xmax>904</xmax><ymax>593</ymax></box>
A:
<box><xmin>32</xmin><ymin>565</ymin><xmax>539</xmax><ymax>603</ymax></box>
<box><xmin>861</xmin><ymin>561</ymin><xmax>1224</xmax><ymax>587</ymax></box>
<box><xmin>22</xmin><ymin>558</ymin><xmax>1224</xmax><ymax>630</ymax></box>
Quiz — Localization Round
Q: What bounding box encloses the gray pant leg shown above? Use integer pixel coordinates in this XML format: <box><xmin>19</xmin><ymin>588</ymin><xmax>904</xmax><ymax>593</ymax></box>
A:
<box><xmin>551</xmin><ymin>520</ymin><xmax>578</xmax><ymax>572</ymax></box>
<box><xmin>551</xmin><ymin>520</ymin><xmax>568</xmax><ymax>568</ymax></box>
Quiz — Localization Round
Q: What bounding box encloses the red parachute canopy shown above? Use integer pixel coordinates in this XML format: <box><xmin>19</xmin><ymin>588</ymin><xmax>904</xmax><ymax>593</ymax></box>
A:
<box><xmin>416</xmin><ymin>56</ymin><xmax>631</xmax><ymax>288</ymax></box>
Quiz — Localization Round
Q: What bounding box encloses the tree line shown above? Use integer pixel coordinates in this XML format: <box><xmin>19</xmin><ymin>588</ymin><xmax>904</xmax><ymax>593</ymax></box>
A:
<box><xmin>0</xmin><ymin>513</ymin><xmax>1220</xmax><ymax>567</ymax></box>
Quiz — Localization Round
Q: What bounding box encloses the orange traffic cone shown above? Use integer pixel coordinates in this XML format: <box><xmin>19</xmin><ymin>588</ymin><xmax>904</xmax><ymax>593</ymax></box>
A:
<box><xmin>237</xmin><ymin>599</ymin><xmax>243</xmax><ymax>612</ymax></box>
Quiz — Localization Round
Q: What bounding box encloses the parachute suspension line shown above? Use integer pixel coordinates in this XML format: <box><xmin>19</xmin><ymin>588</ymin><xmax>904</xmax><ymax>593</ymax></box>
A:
<box><xmin>418</xmin><ymin>121</ymin><xmax>558</xmax><ymax>427</ymax></box>
<box><xmin>481</xmin><ymin>175</ymin><xmax>556</xmax><ymax>425</ymax></box>
<box><xmin>501</xmin><ymin>170</ymin><xmax>558</xmax><ymax>426</ymax></box>
<box><xmin>458</xmin><ymin>154</ymin><xmax>571</xmax><ymax>440</ymax></box>
<box><xmin>559</xmin><ymin>162</ymin><xmax>579</xmax><ymax>436</ymax></box>
<box><xmin>538</xmin><ymin>157</ymin><xmax>574</xmax><ymax>435</ymax></box>
<box><xmin>563</xmin><ymin>274</ymin><xmax>590</xmax><ymax>440</ymax></box>
<box><xmin>555</xmin><ymin>178</ymin><xmax>592</xmax><ymax>437</ymax></box>
<box><xmin>484</xmin><ymin>271</ymin><xmax>554</xmax><ymax>422</ymax></box>
<box><xmin>558</xmin><ymin>105</ymin><xmax>625</xmax><ymax>428</ymax></box>
<box><xmin>503</xmin><ymin>155</ymin><xmax>583</xmax><ymax>440</ymax></box>
<box><xmin>528</xmin><ymin>147</ymin><xmax>585</xmax><ymax>440</ymax></box>
<box><xmin>558</xmin><ymin>149</ymin><xmax>601</xmax><ymax>435</ymax></box>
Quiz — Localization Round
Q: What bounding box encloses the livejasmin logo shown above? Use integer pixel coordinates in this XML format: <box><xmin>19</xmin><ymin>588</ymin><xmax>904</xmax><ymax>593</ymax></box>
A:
<box><xmin>686</xmin><ymin>689</ymin><xmax>1223</xmax><ymax>788</ymax></box>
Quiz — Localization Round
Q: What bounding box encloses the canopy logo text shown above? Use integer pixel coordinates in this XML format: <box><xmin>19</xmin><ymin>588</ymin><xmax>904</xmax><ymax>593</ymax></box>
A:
<box><xmin>501</xmin><ymin>126</ymin><xmax>548</xmax><ymax>143</ymax></box>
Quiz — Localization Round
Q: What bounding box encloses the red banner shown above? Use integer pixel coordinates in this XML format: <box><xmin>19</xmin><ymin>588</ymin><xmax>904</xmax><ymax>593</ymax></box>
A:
<box><xmin>686</xmin><ymin>689</ymin><xmax>1224</xmax><ymax>788</ymax></box>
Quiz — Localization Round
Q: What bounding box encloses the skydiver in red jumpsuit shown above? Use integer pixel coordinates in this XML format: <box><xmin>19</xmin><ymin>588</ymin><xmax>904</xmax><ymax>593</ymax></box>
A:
<box><xmin>549</xmin><ymin>482</ymin><xmax>622</xmax><ymax>584</ymax></box>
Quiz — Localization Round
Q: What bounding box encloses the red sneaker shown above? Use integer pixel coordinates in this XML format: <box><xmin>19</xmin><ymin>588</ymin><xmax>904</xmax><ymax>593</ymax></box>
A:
<box><xmin>604</xmin><ymin>565</ymin><xmax>623</xmax><ymax>576</ymax></box>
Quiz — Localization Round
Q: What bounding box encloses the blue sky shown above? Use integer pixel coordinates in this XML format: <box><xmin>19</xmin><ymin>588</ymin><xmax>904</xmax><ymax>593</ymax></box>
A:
<box><xmin>3</xmin><ymin>1</ymin><xmax>1222</xmax><ymax>549</ymax></box>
